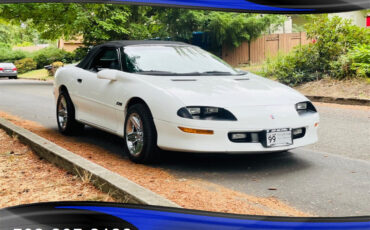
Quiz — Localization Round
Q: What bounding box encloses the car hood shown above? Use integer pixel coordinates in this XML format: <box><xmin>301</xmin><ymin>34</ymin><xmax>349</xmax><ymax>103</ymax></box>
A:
<box><xmin>145</xmin><ymin>73</ymin><xmax>308</xmax><ymax>108</ymax></box>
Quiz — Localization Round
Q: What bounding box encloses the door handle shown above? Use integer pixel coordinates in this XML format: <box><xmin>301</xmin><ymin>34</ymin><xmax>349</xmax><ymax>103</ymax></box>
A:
<box><xmin>77</xmin><ymin>79</ymin><xmax>82</xmax><ymax>83</ymax></box>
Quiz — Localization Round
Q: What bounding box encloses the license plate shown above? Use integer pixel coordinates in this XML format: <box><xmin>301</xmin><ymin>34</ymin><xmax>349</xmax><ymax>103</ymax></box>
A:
<box><xmin>4</xmin><ymin>70</ymin><xmax>12</xmax><ymax>72</ymax></box>
<box><xmin>266</xmin><ymin>128</ymin><xmax>292</xmax><ymax>147</ymax></box>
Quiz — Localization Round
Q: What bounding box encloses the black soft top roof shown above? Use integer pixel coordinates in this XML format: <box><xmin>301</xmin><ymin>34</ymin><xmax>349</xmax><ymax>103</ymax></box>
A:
<box><xmin>77</xmin><ymin>40</ymin><xmax>189</xmax><ymax>69</ymax></box>
<box><xmin>97</xmin><ymin>40</ymin><xmax>188</xmax><ymax>48</ymax></box>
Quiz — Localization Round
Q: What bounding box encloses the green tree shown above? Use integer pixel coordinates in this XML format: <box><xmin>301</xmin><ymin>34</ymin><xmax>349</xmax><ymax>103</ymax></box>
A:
<box><xmin>204</xmin><ymin>12</ymin><xmax>285</xmax><ymax>48</ymax></box>
<box><xmin>155</xmin><ymin>9</ymin><xmax>286</xmax><ymax>49</ymax></box>
<box><xmin>0</xmin><ymin>4</ymin><xmax>154</xmax><ymax>45</ymax></box>
<box><xmin>0</xmin><ymin>3</ymin><xmax>285</xmax><ymax>49</ymax></box>
<box><xmin>0</xmin><ymin>21</ymin><xmax>44</xmax><ymax>45</ymax></box>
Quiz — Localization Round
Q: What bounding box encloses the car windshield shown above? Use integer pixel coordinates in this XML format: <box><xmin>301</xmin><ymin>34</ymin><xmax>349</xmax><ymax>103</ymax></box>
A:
<box><xmin>123</xmin><ymin>45</ymin><xmax>242</xmax><ymax>76</ymax></box>
<box><xmin>0</xmin><ymin>63</ymin><xmax>15</xmax><ymax>68</ymax></box>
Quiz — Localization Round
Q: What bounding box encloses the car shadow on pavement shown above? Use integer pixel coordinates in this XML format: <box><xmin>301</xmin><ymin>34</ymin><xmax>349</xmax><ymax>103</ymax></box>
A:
<box><xmin>74</xmin><ymin>126</ymin><xmax>311</xmax><ymax>178</ymax></box>
<box><xmin>159</xmin><ymin>150</ymin><xmax>311</xmax><ymax>177</ymax></box>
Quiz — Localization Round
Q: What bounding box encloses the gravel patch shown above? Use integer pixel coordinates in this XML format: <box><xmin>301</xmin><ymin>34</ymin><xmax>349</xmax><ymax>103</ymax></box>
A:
<box><xmin>295</xmin><ymin>78</ymin><xmax>370</xmax><ymax>100</ymax></box>
<box><xmin>0</xmin><ymin>129</ymin><xmax>114</xmax><ymax>209</ymax></box>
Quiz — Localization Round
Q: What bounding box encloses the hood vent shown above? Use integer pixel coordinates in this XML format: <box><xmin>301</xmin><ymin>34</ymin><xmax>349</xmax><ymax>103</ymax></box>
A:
<box><xmin>171</xmin><ymin>79</ymin><xmax>197</xmax><ymax>82</ymax></box>
<box><xmin>234</xmin><ymin>78</ymin><xmax>250</xmax><ymax>81</ymax></box>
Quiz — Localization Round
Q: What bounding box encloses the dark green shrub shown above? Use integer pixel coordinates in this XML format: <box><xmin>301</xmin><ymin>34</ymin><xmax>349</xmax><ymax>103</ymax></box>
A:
<box><xmin>348</xmin><ymin>44</ymin><xmax>370</xmax><ymax>78</ymax></box>
<box><xmin>0</xmin><ymin>42</ymin><xmax>11</xmax><ymax>49</ymax></box>
<box><xmin>0</xmin><ymin>48</ymin><xmax>27</xmax><ymax>63</ymax></box>
<box><xmin>263</xmin><ymin>16</ymin><xmax>370</xmax><ymax>86</ymax></box>
<box><xmin>329</xmin><ymin>44</ymin><xmax>370</xmax><ymax>79</ymax></box>
<box><xmin>32</xmin><ymin>47</ymin><xmax>74</xmax><ymax>68</ymax></box>
<box><xmin>306</xmin><ymin>16</ymin><xmax>369</xmax><ymax>73</ymax></box>
<box><xmin>264</xmin><ymin>44</ymin><xmax>320</xmax><ymax>86</ymax></box>
<box><xmin>72</xmin><ymin>46</ymin><xmax>89</xmax><ymax>62</ymax></box>
<box><xmin>14</xmin><ymin>58</ymin><xmax>37</xmax><ymax>74</ymax></box>
<box><xmin>329</xmin><ymin>55</ymin><xmax>352</xmax><ymax>79</ymax></box>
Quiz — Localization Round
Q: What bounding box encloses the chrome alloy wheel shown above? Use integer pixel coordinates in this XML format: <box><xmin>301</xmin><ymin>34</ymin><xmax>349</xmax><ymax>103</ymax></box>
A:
<box><xmin>57</xmin><ymin>95</ymin><xmax>68</xmax><ymax>130</ymax></box>
<box><xmin>125</xmin><ymin>113</ymin><xmax>144</xmax><ymax>156</ymax></box>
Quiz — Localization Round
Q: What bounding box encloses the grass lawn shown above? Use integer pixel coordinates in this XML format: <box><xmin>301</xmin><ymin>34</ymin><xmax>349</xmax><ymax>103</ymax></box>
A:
<box><xmin>19</xmin><ymin>69</ymin><xmax>53</xmax><ymax>81</ymax></box>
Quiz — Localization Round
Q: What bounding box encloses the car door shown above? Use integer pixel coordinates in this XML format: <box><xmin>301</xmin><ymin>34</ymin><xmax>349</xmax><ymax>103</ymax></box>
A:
<box><xmin>75</xmin><ymin>47</ymin><xmax>123</xmax><ymax>133</ymax></box>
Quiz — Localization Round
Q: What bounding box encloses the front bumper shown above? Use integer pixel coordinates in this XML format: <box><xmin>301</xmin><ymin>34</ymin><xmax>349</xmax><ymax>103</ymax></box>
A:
<box><xmin>154</xmin><ymin>113</ymin><xmax>319</xmax><ymax>153</ymax></box>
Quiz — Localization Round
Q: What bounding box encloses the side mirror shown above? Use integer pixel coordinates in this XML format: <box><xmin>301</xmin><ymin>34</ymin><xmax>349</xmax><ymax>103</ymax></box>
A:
<box><xmin>97</xmin><ymin>69</ymin><xmax>118</xmax><ymax>81</ymax></box>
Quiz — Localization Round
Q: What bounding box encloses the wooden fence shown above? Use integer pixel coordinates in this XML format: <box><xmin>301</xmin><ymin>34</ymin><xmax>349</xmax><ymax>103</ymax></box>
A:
<box><xmin>222</xmin><ymin>32</ymin><xmax>311</xmax><ymax>66</ymax></box>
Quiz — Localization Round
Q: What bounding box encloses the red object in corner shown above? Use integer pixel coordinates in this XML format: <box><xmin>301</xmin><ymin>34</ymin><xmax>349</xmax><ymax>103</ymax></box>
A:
<box><xmin>367</xmin><ymin>16</ymin><xmax>370</xmax><ymax>27</ymax></box>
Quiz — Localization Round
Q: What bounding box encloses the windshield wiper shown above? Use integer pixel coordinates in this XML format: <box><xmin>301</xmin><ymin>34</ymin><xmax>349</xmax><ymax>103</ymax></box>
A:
<box><xmin>136</xmin><ymin>70</ymin><xmax>245</xmax><ymax>76</ymax></box>
<box><xmin>137</xmin><ymin>71</ymin><xmax>203</xmax><ymax>76</ymax></box>
<box><xmin>200</xmin><ymin>71</ymin><xmax>245</xmax><ymax>76</ymax></box>
<box><xmin>136</xmin><ymin>71</ymin><xmax>177</xmax><ymax>76</ymax></box>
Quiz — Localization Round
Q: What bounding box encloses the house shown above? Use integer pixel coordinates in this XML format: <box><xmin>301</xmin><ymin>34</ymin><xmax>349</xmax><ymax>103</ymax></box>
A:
<box><xmin>268</xmin><ymin>16</ymin><xmax>293</xmax><ymax>34</ymax></box>
<box><xmin>292</xmin><ymin>10</ymin><xmax>370</xmax><ymax>29</ymax></box>
<box><xmin>330</xmin><ymin>10</ymin><xmax>369</xmax><ymax>27</ymax></box>
<box><xmin>57</xmin><ymin>37</ymin><xmax>83</xmax><ymax>52</ymax></box>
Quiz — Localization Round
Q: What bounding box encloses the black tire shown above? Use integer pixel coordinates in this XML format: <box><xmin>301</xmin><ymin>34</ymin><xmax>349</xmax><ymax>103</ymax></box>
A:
<box><xmin>56</xmin><ymin>91</ymin><xmax>84</xmax><ymax>135</ymax></box>
<box><xmin>9</xmin><ymin>76</ymin><xmax>17</xmax><ymax>79</ymax></box>
<box><xmin>123</xmin><ymin>103</ymin><xmax>160</xmax><ymax>164</ymax></box>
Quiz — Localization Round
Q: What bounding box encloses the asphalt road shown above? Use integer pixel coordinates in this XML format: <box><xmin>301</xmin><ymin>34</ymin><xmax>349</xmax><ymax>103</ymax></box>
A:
<box><xmin>0</xmin><ymin>79</ymin><xmax>369</xmax><ymax>217</ymax></box>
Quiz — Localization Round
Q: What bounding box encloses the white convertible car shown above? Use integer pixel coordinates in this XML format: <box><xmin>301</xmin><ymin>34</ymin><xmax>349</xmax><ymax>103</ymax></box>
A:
<box><xmin>54</xmin><ymin>40</ymin><xmax>319</xmax><ymax>163</ymax></box>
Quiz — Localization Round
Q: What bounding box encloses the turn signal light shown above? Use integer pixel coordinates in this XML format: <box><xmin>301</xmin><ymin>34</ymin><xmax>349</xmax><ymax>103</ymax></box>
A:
<box><xmin>315</xmin><ymin>122</ymin><xmax>319</xmax><ymax>127</ymax></box>
<box><xmin>178</xmin><ymin>127</ymin><xmax>214</xmax><ymax>135</ymax></box>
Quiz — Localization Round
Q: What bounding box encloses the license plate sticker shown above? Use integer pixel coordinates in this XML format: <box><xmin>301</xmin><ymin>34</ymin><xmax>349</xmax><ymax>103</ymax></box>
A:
<box><xmin>266</xmin><ymin>128</ymin><xmax>292</xmax><ymax>147</ymax></box>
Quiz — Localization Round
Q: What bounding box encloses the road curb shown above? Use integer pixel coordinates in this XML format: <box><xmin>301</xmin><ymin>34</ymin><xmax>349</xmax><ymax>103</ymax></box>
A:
<box><xmin>0</xmin><ymin>117</ymin><xmax>180</xmax><ymax>208</ymax></box>
<box><xmin>306</xmin><ymin>96</ymin><xmax>370</xmax><ymax>106</ymax></box>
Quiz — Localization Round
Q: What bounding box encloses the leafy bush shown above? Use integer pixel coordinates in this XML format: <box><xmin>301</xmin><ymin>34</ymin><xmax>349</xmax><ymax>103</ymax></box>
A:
<box><xmin>14</xmin><ymin>58</ymin><xmax>37</xmax><ymax>74</ymax></box>
<box><xmin>306</xmin><ymin>16</ymin><xmax>369</xmax><ymax>73</ymax></box>
<box><xmin>32</xmin><ymin>47</ymin><xmax>74</xmax><ymax>69</ymax></box>
<box><xmin>0</xmin><ymin>45</ymin><xmax>75</xmax><ymax>73</ymax></box>
<box><xmin>263</xmin><ymin>16</ymin><xmax>370</xmax><ymax>86</ymax></box>
<box><xmin>47</xmin><ymin>61</ymin><xmax>64</xmax><ymax>76</ymax></box>
<box><xmin>0</xmin><ymin>47</ymin><xmax>27</xmax><ymax>63</ymax></box>
<box><xmin>329</xmin><ymin>54</ymin><xmax>351</xmax><ymax>80</ymax></box>
<box><xmin>264</xmin><ymin>44</ymin><xmax>321</xmax><ymax>86</ymax></box>
<box><xmin>329</xmin><ymin>44</ymin><xmax>370</xmax><ymax>79</ymax></box>
<box><xmin>0</xmin><ymin>42</ymin><xmax>11</xmax><ymax>49</ymax></box>
<box><xmin>348</xmin><ymin>44</ymin><xmax>370</xmax><ymax>78</ymax></box>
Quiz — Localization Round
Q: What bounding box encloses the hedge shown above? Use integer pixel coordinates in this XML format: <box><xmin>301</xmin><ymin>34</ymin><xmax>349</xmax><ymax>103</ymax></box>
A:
<box><xmin>14</xmin><ymin>58</ymin><xmax>37</xmax><ymax>74</ymax></box>
<box><xmin>262</xmin><ymin>16</ymin><xmax>370</xmax><ymax>86</ymax></box>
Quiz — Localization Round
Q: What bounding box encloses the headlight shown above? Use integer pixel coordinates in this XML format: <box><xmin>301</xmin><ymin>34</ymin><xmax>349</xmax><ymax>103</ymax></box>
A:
<box><xmin>295</xmin><ymin>101</ymin><xmax>317</xmax><ymax>114</ymax></box>
<box><xmin>177</xmin><ymin>106</ymin><xmax>237</xmax><ymax>121</ymax></box>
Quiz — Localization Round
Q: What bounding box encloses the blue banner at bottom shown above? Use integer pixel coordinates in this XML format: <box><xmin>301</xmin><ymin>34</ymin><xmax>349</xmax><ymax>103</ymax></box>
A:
<box><xmin>0</xmin><ymin>202</ymin><xmax>369</xmax><ymax>230</ymax></box>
